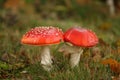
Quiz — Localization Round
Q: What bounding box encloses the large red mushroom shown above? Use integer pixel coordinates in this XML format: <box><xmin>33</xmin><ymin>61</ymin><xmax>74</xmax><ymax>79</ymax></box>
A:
<box><xmin>63</xmin><ymin>27</ymin><xmax>98</xmax><ymax>68</ymax></box>
<box><xmin>21</xmin><ymin>26</ymin><xmax>63</xmax><ymax>71</ymax></box>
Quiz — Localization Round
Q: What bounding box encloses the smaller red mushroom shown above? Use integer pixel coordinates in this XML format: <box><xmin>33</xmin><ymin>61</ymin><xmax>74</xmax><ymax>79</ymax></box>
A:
<box><xmin>21</xmin><ymin>26</ymin><xmax>63</xmax><ymax>71</ymax></box>
<box><xmin>63</xmin><ymin>27</ymin><xmax>98</xmax><ymax>68</ymax></box>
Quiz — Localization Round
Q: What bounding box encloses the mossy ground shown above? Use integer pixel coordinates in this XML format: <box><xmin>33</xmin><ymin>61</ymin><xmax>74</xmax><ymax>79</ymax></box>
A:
<box><xmin>0</xmin><ymin>3</ymin><xmax>120</xmax><ymax>79</ymax></box>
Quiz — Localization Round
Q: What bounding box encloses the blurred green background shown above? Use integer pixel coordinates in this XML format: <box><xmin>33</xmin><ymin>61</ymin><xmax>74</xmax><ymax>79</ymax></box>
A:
<box><xmin>0</xmin><ymin>0</ymin><xmax>120</xmax><ymax>79</ymax></box>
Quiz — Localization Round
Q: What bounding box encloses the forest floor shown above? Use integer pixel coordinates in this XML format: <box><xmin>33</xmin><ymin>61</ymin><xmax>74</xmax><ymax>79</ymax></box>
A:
<box><xmin>0</xmin><ymin>8</ymin><xmax>120</xmax><ymax>80</ymax></box>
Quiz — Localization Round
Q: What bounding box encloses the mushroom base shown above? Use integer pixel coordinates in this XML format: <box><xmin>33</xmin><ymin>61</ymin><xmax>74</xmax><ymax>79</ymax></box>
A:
<box><xmin>41</xmin><ymin>46</ymin><xmax>53</xmax><ymax>71</ymax></box>
<box><xmin>70</xmin><ymin>48</ymin><xmax>83</xmax><ymax>68</ymax></box>
<box><xmin>59</xmin><ymin>44</ymin><xmax>83</xmax><ymax>68</ymax></box>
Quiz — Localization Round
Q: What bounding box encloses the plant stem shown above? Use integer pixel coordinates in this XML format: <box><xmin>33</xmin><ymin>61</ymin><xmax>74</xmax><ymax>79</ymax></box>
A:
<box><xmin>41</xmin><ymin>46</ymin><xmax>53</xmax><ymax>71</ymax></box>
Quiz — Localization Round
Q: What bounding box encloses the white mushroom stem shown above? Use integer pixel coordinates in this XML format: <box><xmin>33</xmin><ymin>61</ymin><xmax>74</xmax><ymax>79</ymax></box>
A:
<box><xmin>59</xmin><ymin>44</ymin><xmax>84</xmax><ymax>68</ymax></box>
<box><xmin>41</xmin><ymin>46</ymin><xmax>53</xmax><ymax>71</ymax></box>
<box><xmin>70</xmin><ymin>48</ymin><xmax>83</xmax><ymax>68</ymax></box>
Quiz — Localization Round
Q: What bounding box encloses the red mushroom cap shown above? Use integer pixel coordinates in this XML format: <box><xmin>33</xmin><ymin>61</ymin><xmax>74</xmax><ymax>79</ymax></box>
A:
<box><xmin>64</xmin><ymin>27</ymin><xmax>98</xmax><ymax>47</ymax></box>
<box><xmin>21</xmin><ymin>26</ymin><xmax>63</xmax><ymax>45</ymax></box>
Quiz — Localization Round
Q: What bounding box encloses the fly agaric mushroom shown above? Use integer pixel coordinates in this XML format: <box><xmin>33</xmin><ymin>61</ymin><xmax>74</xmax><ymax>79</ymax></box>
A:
<box><xmin>63</xmin><ymin>27</ymin><xmax>98</xmax><ymax>68</ymax></box>
<box><xmin>21</xmin><ymin>26</ymin><xmax>63</xmax><ymax>71</ymax></box>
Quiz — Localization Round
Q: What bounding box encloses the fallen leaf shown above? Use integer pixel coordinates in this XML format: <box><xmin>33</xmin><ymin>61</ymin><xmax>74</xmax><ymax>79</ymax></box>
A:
<box><xmin>101</xmin><ymin>58</ymin><xmax>118</xmax><ymax>65</ymax></box>
<box><xmin>101</xmin><ymin>58</ymin><xmax>120</xmax><ymax>74</ymax></box>
<box><xmin>4</xmin><ymin>0</ymin><xmax>25</xmax><ymax>11</ymax></box>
